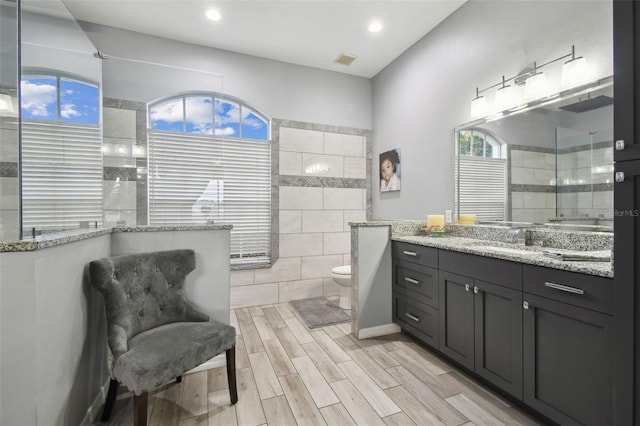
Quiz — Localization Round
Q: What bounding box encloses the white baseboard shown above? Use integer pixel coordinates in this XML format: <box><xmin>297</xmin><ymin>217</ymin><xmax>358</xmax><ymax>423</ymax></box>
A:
<box><xmin>357</xmin><ymin>323</ymin><xmax>401</xmax><ymax>339</ymax></box>
<box><xmin>80</xmin><ymin>378</ymin><xmax>111</xmax><ymax>426</ymax></box>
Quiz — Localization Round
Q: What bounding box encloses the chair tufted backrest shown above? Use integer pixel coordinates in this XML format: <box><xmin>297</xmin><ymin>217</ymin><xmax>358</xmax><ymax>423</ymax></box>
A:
<box><xmin>89</xmin><ymin>249</ymin><xmax>209</xmax><ymax>361</ymax></box>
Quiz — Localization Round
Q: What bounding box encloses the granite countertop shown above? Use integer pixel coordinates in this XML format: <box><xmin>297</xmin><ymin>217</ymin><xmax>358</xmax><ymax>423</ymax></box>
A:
<box><xmin>392</xmin><ymin>234</ymin><xmax>613</xmax><ymax>278</ymax></box>
<box><xmin>0</xmin><ymin>225</ymin><xmax>232</xmax><ymax>252</ymax></box>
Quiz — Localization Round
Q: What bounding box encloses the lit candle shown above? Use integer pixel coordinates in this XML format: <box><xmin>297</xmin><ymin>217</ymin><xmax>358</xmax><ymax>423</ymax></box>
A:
<box><xmin>458</xmin><ymin>214</ymin><xmax>476</xmax><ymax>225</ymax></box>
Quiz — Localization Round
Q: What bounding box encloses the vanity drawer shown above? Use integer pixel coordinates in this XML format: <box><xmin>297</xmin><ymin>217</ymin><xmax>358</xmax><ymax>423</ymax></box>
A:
<box><xmin>522</xmin><ymin>265</ymin><xmax>613</xmax><ymax>315</ymax></box>
<box><xmin>439</xmin><ymin>249</ymin><xmax>522</xmax><ymax>290</ymax></box>
<box><xmin>392</xmin><ymin>241</ymin><xmax>438</xmax><ymax>268</ymax></box>
<box><xmin>393</xmin><ymin>260</ymin><xmax>438</xmax><ymax>308</ymax></box>
<box><xmin>393</xmin><ymin>291</ymin><xmax>438</xmax><ymax>348</ymax></box>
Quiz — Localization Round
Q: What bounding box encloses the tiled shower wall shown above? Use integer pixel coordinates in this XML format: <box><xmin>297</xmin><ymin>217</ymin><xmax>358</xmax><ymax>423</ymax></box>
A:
<box><xmin>509</xmin><ymin>145</ymin><xmax>556</xmax><ymax>223</ymax></box>
<box><xmin>229</xmin><ymin>121</ymin><xmax>371</xmax><ymax>308</ymax></box>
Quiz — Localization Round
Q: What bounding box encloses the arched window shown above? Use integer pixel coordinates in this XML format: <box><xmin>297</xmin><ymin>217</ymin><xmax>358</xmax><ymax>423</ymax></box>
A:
<box><xmin>455</xmin><ymin>128</ymin><xmax>506</xmax><ymax>221</ymax></box>
<box><xmin>20</xmin><ymin>74</ymin><xmax>102</xmax><ymax>235</ymax></box>
<box><xmin>147</xmin><ymin>93</ymin><xmax>271</xmax><ymax>265</ymax></box>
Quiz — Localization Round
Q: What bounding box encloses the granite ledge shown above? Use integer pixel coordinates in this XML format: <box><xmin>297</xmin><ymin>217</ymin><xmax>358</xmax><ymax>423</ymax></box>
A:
<box><xmin>392</xmin><ymin>235</ymin><xmax>613</xmax><ymax>278</ymax></box>
<box><xmin>112</xmin><ymin>225</ymin><xmax>232</xmax><ymax>233</ymax></box>
<box><xmin>0</xmin><ymin>225</ymin><xmax>232</xmax><ymax>252</ymax></box>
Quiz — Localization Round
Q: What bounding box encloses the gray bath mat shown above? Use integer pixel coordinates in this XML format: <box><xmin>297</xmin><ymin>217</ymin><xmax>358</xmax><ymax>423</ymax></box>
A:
<box><xmin>289</xmin><ymin>296</ymin><xmax>350</xmax><ymax>329</ymax></box>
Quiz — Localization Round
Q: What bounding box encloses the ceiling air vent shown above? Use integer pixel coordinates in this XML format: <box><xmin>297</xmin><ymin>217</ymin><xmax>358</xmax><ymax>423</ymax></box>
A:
<box><xmin>334</xmin><ymin>52</ymin><xmax>358</xmax><ymax>66</ymax></box>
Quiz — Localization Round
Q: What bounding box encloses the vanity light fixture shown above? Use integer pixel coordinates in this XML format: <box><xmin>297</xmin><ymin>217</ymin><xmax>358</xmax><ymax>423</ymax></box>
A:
<box><xmin>470</xmin><ymin>45</ymin><xmax>590</xmax><ymax>119</ymax></box>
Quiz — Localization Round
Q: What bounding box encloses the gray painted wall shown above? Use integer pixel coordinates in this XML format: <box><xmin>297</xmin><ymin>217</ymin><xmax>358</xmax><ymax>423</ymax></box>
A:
<box><xmin>371</xmin><ymin>0</ymin><xmax>612</xmax><ymax>220</ymax></box>
<box><xmin>78</xmin><ymin>22</ymin><xmax>372</xmax><ymax>130</ymax></box>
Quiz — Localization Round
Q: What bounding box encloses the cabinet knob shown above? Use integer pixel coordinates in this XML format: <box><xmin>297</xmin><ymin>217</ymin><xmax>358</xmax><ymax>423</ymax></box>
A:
<box><xmin>473</xmin><ymin>286</ymin><xmax>481</xmax><ymax>294</ymax></box>
<box><xmin>615</xmin><ymin>171</ymin><xmax>625</xmax><ymax>183</ymax></box>
<box><xmin>523</xmin><ymin>301</ymin><xmax>531</xmax><ymax>310</ymax></box>
<box><xmin>465</xmin><ymin>284</ymin><xmax>471</xmax><ymax>292</ymax></box>
<box><xmin>615</xmin><ymin>139</ymin><xmax>625</xmax><ymax>151</ymax></box>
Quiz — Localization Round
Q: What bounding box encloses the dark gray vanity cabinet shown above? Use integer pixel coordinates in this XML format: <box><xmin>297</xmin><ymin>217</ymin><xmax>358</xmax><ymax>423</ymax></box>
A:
<box><xmin>522</xmin><ymin>265</ymin><xmax>613</xmax><ymax>426</ymax></box>
<box><xmin>392</xmin><ymin>242</ymin><xmax>439</xmax><ymax>348</ymax></box>
<box><xmin>438</xmin><ymin>251</ymin><xmax>523</xmax><ymax>399</ymax></box>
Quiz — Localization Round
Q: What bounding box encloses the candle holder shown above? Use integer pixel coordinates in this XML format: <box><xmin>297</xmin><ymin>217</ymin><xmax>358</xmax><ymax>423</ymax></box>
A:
<box><xmin>421</xmin><ymin>225</ymin><xmax>446</xmax><ymax>237</ymax></box>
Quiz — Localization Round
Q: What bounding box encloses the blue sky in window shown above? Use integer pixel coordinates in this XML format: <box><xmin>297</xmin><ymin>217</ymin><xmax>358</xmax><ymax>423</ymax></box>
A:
<box><xmin>214</xmin><ymin>99</ymin><xmax>240</xmax><ymax>136</ymax></box>
<box><xmin>150</xmin><ymin>99</ymin><xmax>184</xmax><ymax>132</ymax></box>
<box><xmin>242</xmin><ymin>109</ymin><xmax>268</xmax><ymax>140</ymax></box>
<box><xmin>21</xmin><ymin>77</ymin><xmax>99</xmax><ymax>124</ymax></box>
<box><xmin>21</xmin><ymin>77</ymin><xmax>57</xmax><ymax>120</ymax></box>
<box><xmin>185</xmin><ymin>97</ymin><xmax>213</xmax><ymax>134</ymax></box>
<box><xmin>60</xmin><ymin>79</ymin><xmax>99</xmax><ymax>124</ymax></box>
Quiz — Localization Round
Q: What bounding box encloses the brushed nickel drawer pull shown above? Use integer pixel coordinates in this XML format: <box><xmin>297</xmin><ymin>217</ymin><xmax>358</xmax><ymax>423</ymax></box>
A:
<box><xmin>405</xmin><ymin>277</ymin><xmax>420</xmax><ymax>285</ymax></box>
<box><xmin>405</xmin><ymin>313</ymin><xmax>420</xmax><ymax>322</ymax></box>
<box><xmin>544</xmin><ymin>281</ymin><xmax>585</xmax><ymax>295</ymax></box>
<box><xmin>403</xmin><ymin>250</ymin><xmax>418</xmax><ymax>257</ymax></box>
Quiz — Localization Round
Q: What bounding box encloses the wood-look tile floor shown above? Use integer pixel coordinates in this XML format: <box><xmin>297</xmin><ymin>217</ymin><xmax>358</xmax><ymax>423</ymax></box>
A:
<box><xmin>99</xmin><ymin>302</ymin><xmax>544</xmax><ymax>426</ymax></box>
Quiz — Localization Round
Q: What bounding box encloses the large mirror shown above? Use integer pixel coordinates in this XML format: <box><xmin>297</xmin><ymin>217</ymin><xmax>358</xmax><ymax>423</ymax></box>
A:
<box><xmin>454</xmin><ymin>77</ymin><xmax>613</xmax><ymax>231</ymax></box>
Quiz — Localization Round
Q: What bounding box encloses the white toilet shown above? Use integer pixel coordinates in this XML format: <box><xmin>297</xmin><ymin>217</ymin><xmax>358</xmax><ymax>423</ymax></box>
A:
<box><xmin>331</xmin><ymin>265</ymin><xmax>352</xmax><ymax>309</ymax></box>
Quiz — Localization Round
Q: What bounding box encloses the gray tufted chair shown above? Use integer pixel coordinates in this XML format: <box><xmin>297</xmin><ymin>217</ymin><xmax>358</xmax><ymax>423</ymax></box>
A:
<box><xmin>89</xmin><ymin>249</ymin><xmax>237</xmax><ymax>426</ymax></box>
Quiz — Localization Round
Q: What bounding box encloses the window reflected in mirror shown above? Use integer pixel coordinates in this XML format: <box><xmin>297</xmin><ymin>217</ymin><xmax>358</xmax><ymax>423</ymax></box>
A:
<box><xmin>455</xmin><ymin>77</ymin><xmax>613</xmax><ymax>232</ymax></box>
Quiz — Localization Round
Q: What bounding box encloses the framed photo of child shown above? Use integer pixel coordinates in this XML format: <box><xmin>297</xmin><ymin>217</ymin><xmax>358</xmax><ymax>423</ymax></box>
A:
<box><xmin>379</xmin><ymin>148</ymin><xmax>401</xmax><ymax>192</ymax></box>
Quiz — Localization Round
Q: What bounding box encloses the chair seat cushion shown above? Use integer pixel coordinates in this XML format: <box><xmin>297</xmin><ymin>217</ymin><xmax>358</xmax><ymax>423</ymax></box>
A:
<box><xmin>113</xmin><ymin>321</ymin><xmax>235</xmax><ymax>394</ymax></box>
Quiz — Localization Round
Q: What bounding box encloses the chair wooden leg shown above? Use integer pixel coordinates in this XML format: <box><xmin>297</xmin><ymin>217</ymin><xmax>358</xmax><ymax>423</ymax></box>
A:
<box><xmin>133</xmin><ymin>392</ymin><xmax>148</xmax><ymax>426</ymax></box>
<box><xmin>100</xmin><ymin>379</ymin><xmax>119</xmax><ymax>422</ymax></box>
<box><xmin>226</xmin><ymin>345</ymin><xmax>238</xmax><ymax>404</ymax></box>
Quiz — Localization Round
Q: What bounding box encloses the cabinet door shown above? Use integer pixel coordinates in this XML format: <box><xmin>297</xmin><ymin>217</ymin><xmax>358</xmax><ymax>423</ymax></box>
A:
<box><xmin>439</xmin><ymin>271</ymin><xmax>474</xmax><ymax>370</ymax></box>
<box><xmin>523</xmin><ymin>293</ymin><xmax>612</xmax><ymax>426</ymax></box>
<box><xmin>474</xmin><ymin>280</ymin><xmax>523</xmax><ymax>400</ymax></box>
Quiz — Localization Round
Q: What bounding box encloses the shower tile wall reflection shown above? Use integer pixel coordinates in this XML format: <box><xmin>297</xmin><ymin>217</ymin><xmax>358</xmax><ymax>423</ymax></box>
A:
<box><xmin>556</xmin><ymin>141</ymin><xmax>613</xmax><ymax>219</ymax></box>
<box><xmin>0</xmin><ymin>114</ymin><xmax>19</xmax><ymax>241</ymax></box>
<box><xmin>509</xmin><ymin>145</ymin><xmax>556</xmax><ymax>223</ymax></box>
<box><xmin>102</xmin><ymin>98</ymin><xmax>146</xmax><ymax>227</ymax></box>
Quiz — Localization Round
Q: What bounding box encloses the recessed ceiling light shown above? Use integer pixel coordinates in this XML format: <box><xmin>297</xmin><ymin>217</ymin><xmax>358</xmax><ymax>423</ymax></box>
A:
<box><xmin>205</xmin><ymin>8</ymin><xmax>222</xmax><ymax>22</ymax></box>
<box><xmin>368</xmin><ymin>20</ymin><xmax>383</xmax><ymax>33</ymax></box>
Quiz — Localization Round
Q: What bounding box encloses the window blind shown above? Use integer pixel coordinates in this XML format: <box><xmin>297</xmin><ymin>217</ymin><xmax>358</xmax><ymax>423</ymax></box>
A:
<box><xmin>455</xmin><ymin>156</ymin><xmax>506</xmax><ymax>220</ymax></box>
<box><xmin>148</xmin><ymin>131</ymin><xmax>271</xmax><ymax>265</ymax></box>
<box><xmin>21</xmin><ymin>120</ymin><xmax>103</xmax><ymax>234</ymax></box>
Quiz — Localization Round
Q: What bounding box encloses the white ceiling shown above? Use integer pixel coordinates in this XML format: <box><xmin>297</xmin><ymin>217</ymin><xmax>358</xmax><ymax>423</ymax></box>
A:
<box><xmin>61</xmin><ymin>0</ymin><xmax>466</xmax><ymax>78</ymax></box>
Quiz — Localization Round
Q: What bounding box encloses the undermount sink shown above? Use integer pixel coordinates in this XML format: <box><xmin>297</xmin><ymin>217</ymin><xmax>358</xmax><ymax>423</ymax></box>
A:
<box><xmin>473</xmin><ymin>245</ymin><xmax>535</xmax><ymax>256</ymax></box>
